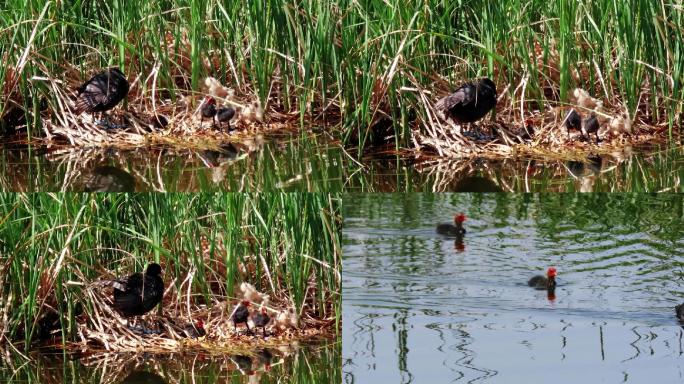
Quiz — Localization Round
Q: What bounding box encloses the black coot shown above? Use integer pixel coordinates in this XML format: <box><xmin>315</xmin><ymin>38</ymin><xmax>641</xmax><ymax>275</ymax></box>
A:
<box><xmin>74</xmin><ymin>68</ymin><xmax>129</xmax><ymax>125</ymax></box>
<box><xmin>112</xmin><ymin>263</ymin><xmax>164</xmax><ymax>318</ymax></box>
<box><xmin>435</xmin><ymin>78</ymin><xmax>497</xmax><ymax>125</ymax></box>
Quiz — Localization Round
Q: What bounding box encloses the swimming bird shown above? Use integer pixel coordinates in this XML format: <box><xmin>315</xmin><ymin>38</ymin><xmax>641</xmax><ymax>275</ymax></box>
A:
<box><xmin>230</xmin><ymin>300</ymin><xmax>252</xmax><ymax>334</ymax></box>
<box><xmin>252</xmin><ymin>307</ymin><xmax>270</xmax><ymax>338</ymax></box>
<box><xmin>435</xmin><ymin>78</ymin><xmax>497</xmax><ymax>132</ymax></box>
<box><xmin>73</xmin><ymin>68</ymin><xmax>129</xmax><ymax>127</ymax></box>
<box><xmin>564</xmin><ymin>109</ymin><xmax>582</xmax><ymax>139</ymax></box>
<box><xmin>112</xmin><ymin>263</ymin><xmax>164</xmax><ymax>325</ymax></box>
<box><xmin>436</xmin><ymin>213</ymin><xmax>467</xmax><ymax>236</ymax></box>
<box><xmin>676</xmin><ymin>303</ymin><xmax>684</xmax><ymax>322</ymax></box>
<box><xmin>200</xmin><ymin>96</ymin><xmax>217</xmax><ymax>127</ymax></box>
<box><xmin>528</xmin><ymin>267</ymin><xmax>557</xmax><ymax>291</ymax></box>
<box><xmin>216</xmin><ymin>106</ymin><xmax>236</xmax><ymax>131</ymax></box>
<box><xmin>582</xmin><ymin>113</ymin><xmax>600</xmax><ymax>144</ymax></box>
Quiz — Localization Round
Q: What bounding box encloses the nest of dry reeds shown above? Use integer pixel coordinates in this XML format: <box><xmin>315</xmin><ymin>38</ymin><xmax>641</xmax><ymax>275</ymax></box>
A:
<box><xmin>57</xmin><ymin>272</ymin><xmax>333</xmax><ymax>353</ymax></box>
<box><xmin>410</xmin><ymin>82</ymin><xmax>660</xmax><ymax>161</ymax></box>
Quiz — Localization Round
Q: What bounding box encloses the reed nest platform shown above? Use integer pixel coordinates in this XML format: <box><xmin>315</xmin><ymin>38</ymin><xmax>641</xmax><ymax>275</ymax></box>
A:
<box><xmin>410</xmin><ymin>86</ymin><xmax>675</xmax><ymax>161</ymax></box>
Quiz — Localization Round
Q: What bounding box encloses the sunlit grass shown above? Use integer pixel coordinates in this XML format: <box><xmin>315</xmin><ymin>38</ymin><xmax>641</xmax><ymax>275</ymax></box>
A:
<box><xmin>1</xmin><ymin>0</ymin><xmax>681</xmax><ymax>153</ymax></box>
<box><xmin>0</xmin><ymin>193</ymin><xmax>341</xmax><ymax>349</ymax></box>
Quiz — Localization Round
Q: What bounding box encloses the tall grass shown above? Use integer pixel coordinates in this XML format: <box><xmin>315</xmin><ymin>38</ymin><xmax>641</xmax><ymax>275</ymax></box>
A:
<box><xmin>1</xmin><ymin>0</ymin><xmax>682</xmax><ymax>152</ymax></box>
<box><xmin>0</xmin><ymin>193</ymin><xmax>341</xmax><ymax>349</ymax></box>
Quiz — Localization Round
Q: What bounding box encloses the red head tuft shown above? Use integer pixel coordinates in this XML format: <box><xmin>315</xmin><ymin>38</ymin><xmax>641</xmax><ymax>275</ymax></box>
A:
<box><xmin>454</xmin><ymin>213</ymin><xmax>467</xmax><ymax>224</ymax></box>
<box><xmin>196</xmin><ymin>320</ymin><xmax>204</xmax><ymax>329</ymax></box>
<box><xmin>204</xmin><ymin>96</ymin><xmax>216</xmax><ymax>104</ymax></box>
<box><xmin>261</xmin><ymin>307</ymin><xmax>268</xmax><ymax>314</ymax></box>
<box><xmin>547</xmin><ymin>267</ymin><xmax>557</xmax><ymax>278</ymax></box>
<box><xmin>241</xmin><ymin>300</ymin><xmax>251</xmax><ymax>306</ymax></box>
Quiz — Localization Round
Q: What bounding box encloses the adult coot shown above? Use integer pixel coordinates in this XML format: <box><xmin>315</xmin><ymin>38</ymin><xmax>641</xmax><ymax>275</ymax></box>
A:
<box><xmin>435</xmin><ymin>78</ymin><xmax>497</xmax><ymax>126</ymax></box>
<box><xmin>74</xmin><ymin>68</ymin><xmax>129</xmax><ymax>126</ymax></box>
<box><xmin>112</xmin><ymin>263</ymin><xmax>164</xmax><ymax>322</ymax></box>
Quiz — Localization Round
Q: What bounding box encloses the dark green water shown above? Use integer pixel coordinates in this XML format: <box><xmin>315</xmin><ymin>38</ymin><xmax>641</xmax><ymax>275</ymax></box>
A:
<box><xmin>346</xmin><ymin>145</ymin><xmax>684</xmax><ymax>192</ymax></box>
<box><xmin>0</xmin><ymin>135</ymin><xmax>344</xmax><ymax>192</ymax></box>
<box><xmin>343</xmin><ymin>194</ymin><xmax>684</xmax><ymax>383</ymax></box>
<box><xmin>0</xmin><ymin>340</ymin><xmax>339</xmax><ymax>383</ymax></box>
<box><xmin>1</xmin><ymin>140</ymin><xmax>682</xmax><ymax>192</ymax></box>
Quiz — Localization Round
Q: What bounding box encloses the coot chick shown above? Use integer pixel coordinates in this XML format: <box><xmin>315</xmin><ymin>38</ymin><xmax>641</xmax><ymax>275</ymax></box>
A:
<box><xmin>230</xmin><ymin>300</ymin><xmax>251</xmax><ymax>334</ymax></box>
<box><xmin>74</xmin><ymin>68</ymin><xmax>129</xmax><ymax>127</ymax></box>
<box><xmin>182</xmin><ymin>319</ymin><xmax>206</xmax><ymax>338</ymax></box>
<box><xmin>200</xmin><ymin>96</ymin><xmax>217</xmax><ymax>127</ymax></box>
<box><xmin>252</xmin><ymin>307</ymin><xmax>270</xmax><ymax>338</ymax></box>
<box><xmin>436</xmin><ymin>213</ymin><xmax>467</xmax><ymax>236</ymax></box>
<box><xmin>564</xmin><ymin>109</ymin><xmax>582</xmax><ymax>139</ymax></box>
<box><xmin>112</xmin><ymin>263</ymin><xmax>164</xmax><ymax>320</ymax></box>
<box><xmin>676</xmin><ymin>303</ymin><xmax>684</xmax><ymax>322</ymax></box>
<box><xmin>582</xmin><ymin>113</ymin><xmax>600</xmax><ymax>144</ymax></box>
<box><xmin>435</xmin><ymin>78</ymin><xmax>497</xmax><ymax>127</ymax></box>
<box><xmin>216</xmin><ymin>106</ymin><xmax>236</xmax><ymax>131</ymax></box>
<box><xmin>528</xmin><ymin>267</ymin><xmax>557</xmax><ymax>291</ymax></box>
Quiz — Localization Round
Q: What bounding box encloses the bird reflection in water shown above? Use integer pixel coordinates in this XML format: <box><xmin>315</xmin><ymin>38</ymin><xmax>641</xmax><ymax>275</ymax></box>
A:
<box><xmin>197</xmin><ymin>143</ymin><xmax>241</xmax><ymax>168</ymax></box>
<box><xmin>257</xmin><ymin>349</ymin><xmax>274</xmax><ymax>371</ymax></box>
<box><xmin>121</xmin><ymin>370</ymin><xmax>166</xmax><ymax>384</ymax></box>
<box><xmin>453</xmin><ymin>176</ymin><xmax>503</xmax><ymax>192</ymax></box>
<box><xmin>567</xmin><ymin>154</ymin><xmax>603</xmax><ymax>178</ymax></box>
<box><xmin>231</xmin><ymin>354</ymin><xmax>254</xmax><ymax>375</ymax></box>
<box><xmin>454</xmin><ymin>238</ymin><xmax>465</xmax><ymax>253</ymax></box>
<box><xmin>84</xmin><ymin>166</ymin><xmax>136</xmax><ymax>192</ymax></box>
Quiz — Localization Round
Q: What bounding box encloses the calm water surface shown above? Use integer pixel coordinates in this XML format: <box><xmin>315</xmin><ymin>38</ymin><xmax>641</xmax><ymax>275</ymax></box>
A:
<box><xmin>0</xmin><ymin>340</ymin><xmax>338</xmax><ymax>383</ymax></box>
<box><xmin>345</xmin><ymin>145</ymin><xmax>684</xmax><ymax>192</ymax></box>
<box><xmin>1</xmin><ymin>139</ymin><xmax>682</xmax><ymax>192</ymax></box>
<box><xmin>343</xmin><ymin>194</ymin><xmax>684</xmax><ymax>383</ymax></box>
<box><xmin>0</xmin><ymin>134</ymin><xmax>343</xmax><ymax>192</ymax></box>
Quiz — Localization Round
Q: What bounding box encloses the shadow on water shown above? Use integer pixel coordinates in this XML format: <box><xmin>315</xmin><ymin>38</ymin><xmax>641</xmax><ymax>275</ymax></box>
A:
<box><xmin>343</xmin><ymin>194</ymin><xmax>684</xmax><ymax>383</ymax></box>
<box><xmin>0</xmin><ymin>340</ymin><xmax>339</xmax><ymax>383</ymax></box>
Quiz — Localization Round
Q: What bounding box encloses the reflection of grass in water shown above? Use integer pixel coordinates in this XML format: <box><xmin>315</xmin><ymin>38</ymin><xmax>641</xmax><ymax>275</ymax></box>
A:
<box><xmin>344</xmin><ymin>146</ymin><xmax>684</xmax><ymax>192</ymax></box>
<box><xmin>0</xmin><ymin>134</ymin><xmax>346</xmax><ymax>191</ymax></box>
<box><xmin>1</xmin><ymin>1</ymin><xmax>681</xmax><ymax>152</ymax></box>
<box><xmin>0</xmin><ymin>193</ymin><xmax>341</xmax><ymax>350</ymax></box>
<box><xmin>0</xmin><ymin>341</ymin><xmax>340</xmax><ymax>383</ymax></box>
